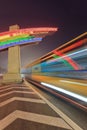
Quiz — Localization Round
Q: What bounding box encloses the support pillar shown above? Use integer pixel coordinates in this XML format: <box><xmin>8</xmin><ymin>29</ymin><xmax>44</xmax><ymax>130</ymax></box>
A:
<box><xmin>3</xmin><ymin>25</ymin><xmax>22</xmax><ymax>83</ymax></box>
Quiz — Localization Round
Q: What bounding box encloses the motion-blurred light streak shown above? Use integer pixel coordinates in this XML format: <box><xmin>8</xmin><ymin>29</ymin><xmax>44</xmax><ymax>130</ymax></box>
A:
<box><xmin>41</xmin><ymin>82</ymin><xmax>87</xmax><ymax>102</ymax></box>
<box><xmin>53</xmin><ymin>50</ymin><xmax>80</xmax><ymax>70</ymax></box>
<box><xmin>60</xmin><ymin>80</ymin><xmax>87</xmax><ymax>86</ymax></box>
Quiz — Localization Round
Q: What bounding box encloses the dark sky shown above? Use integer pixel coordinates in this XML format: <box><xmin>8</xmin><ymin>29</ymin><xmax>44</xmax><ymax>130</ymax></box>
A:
<box><xmin>0</xmin><ymin>0</ymin><xmax>87</xmax><ymax>70</ymax></box>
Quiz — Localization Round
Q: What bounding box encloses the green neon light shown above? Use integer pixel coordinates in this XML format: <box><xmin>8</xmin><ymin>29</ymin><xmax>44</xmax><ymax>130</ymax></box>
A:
<box><xmin>0</xmin><ymin>35</ymin><xmax>34</xmax><ymax>46</ymax></box>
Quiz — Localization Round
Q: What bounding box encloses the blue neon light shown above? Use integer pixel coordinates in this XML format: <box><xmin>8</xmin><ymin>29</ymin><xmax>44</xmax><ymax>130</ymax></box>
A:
<box><xmin>0</xmin><ymin>37</ymin><xmax>42</xmax><ymax>50</ymax></box>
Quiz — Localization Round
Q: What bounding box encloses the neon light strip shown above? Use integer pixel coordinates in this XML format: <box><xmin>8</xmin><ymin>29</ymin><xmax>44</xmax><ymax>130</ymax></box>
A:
<box><xmin>41</xmin><ymin>82</ymin><xmax>87</xmax><ymax>102</ymax></box>
<box><xmin>53</xmin><ymin>50</ymin><xmax>80</xmax><ymax>70</ymax></box>
<box><xmin>0</xmin><ymin>36</ymin><xmax>34</xmax><ymax>46</ymax></box>
<box><xmin>0</xmin><ymin>37</ymin><xmax>42</xmax><ymax>50</ymax></box>
<box><xmin>0</xmin><ymin>27</ymin><xmax>58</xmax><ymax>36</ymax></box>
<box><xmin>0</xmin><ymin>27</ymin><xmax>57</xmax><ymax>49</ymax></box>
<box><xmin>0</xmin><ymin>34</ymin><xmax>30</xmax><ymax>41</ymax></box>
<box><xmin>0</xmin><ymin>35</ymin><xmax>10</xmax><ymax>40</ymax></box>
<box><xmin>60</xmin><ymin>80</ymin><xmax>87</xmax><ymax>86</ymax></box>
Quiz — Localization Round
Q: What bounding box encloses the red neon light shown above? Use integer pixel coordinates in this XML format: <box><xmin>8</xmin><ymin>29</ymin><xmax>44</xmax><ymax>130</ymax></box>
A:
<box><xmin>53</xmin><ymin>50</ymin><xmax>80</xmax><ymax>70</ymax></box>
<box><xmin>0</xmin><ymin>27</ymin><xmax>58</xmax><ymax>37</ymax></box>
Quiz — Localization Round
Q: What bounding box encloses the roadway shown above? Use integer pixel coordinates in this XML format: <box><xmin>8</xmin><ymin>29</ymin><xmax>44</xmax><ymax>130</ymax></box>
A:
<box><xmin>28</xmin><ymin>80</ymin><xmax>87</xmax><ymax>130</ymax></box>
<box><xmin>0</xmin><ymin>80</ymin><xmax>87</xmax><ymax>130</ymax></box>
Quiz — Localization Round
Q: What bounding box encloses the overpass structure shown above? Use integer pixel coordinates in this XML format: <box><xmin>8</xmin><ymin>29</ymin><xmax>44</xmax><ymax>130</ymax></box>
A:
<box><xmin>0</xmin><ymin>25</ymin><xmax>57</xmax><ymax>83</ymax></box>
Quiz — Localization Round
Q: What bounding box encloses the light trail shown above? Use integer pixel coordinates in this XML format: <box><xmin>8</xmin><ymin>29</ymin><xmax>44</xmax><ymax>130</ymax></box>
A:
<box><xmin>60</xmin><ymin>80</ymin><xmax>87</xmax><ymax>86</ymax></box>
<box><xmin>41</xmin><ymin>82</ymin><xmax>87</xmax><ymax>102</ymax></box>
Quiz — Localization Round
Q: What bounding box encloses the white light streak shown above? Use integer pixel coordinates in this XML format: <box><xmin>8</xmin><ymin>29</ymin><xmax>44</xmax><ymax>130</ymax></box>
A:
<box><xmin>67</xmin><ymin>48</ymin><xmax>87</xmax><ymax>57</ymax></box>
<box><xmin>41</xmin><ymin>82</ymin><xmax>87</xmax><ymax>102</ymax></box>
<box><xmin>60</xmin><ymin>80</ymin><xmax>87</xmax><ymax>86</ymax></box>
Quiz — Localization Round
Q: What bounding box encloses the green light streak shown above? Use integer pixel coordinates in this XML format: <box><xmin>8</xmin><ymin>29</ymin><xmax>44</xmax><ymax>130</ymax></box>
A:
<box><xmin>53</xmin><ymin>55</ymin><xmax>74</xmax><ymax>69</ymax></box>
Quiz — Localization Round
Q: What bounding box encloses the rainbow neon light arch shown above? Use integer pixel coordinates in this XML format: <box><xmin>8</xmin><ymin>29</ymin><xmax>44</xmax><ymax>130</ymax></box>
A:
<box><xmin>0</xmin><ymin>27</ymin><xmax>58</xmax><ymax>50</ymax></box>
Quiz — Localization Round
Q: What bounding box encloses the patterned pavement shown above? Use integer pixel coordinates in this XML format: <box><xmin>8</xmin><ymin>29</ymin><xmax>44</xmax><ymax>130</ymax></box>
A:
<box><xmin>0</xmin><ymin>82</ymin><xmax>75</xmax><ymax>130</ymax></box>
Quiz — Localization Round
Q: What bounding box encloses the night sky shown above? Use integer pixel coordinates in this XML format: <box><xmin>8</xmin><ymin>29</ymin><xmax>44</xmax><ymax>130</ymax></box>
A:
<box><xmin>0</xmin><ymin>0</ymin><xmax>87</xmax><ymax>70</ymax></box>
